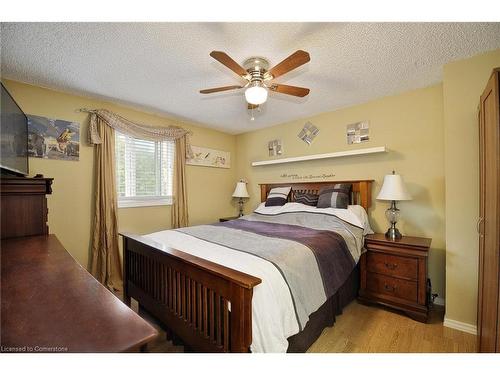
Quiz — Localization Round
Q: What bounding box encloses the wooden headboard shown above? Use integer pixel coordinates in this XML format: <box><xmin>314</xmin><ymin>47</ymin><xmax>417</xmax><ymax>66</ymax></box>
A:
<box><xmin>259</xmin><ymin>180</ymin><xmax>374</xmax><ymax>211</ymax></box>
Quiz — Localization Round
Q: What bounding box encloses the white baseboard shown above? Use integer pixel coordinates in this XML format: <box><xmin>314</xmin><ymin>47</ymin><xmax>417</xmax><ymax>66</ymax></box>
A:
<box><xmin>443</xmin><ymin>317</ymin><xmax>477</xmax><ymax>335</ymax></box>
<box><xmin>433</xmin><ymin>297</ymin><xmax>445</xmax><ymax>306</ymax></box>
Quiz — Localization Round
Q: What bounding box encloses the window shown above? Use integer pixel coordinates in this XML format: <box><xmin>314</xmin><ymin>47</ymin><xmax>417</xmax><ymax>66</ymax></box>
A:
<box><xmin>115</xmin><ymin>132</ymin><xmax>174</xmax><ymax>208</ymax></box>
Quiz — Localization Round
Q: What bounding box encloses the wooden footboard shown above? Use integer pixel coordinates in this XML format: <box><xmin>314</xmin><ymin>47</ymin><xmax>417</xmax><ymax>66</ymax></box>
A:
<box><xmin>121</xmin><ymin>234</ymin><xmax>261</xmax><ymax>352</ymax></box>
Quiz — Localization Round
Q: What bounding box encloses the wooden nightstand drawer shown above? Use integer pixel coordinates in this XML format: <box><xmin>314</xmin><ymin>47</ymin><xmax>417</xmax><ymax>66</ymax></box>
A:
<box><xmin>359</xmin><ymin>234</ymin><xmax>431</xmax><ymax>323</ymax></box>
<box><xmin>366</xmin><ymin>272</ymin><xmax>418</xmax><ymax>303</ymax></box>
<box><xmin>367</xmin><ymin>252</ymin><xmax>418</xmax><ymax>280</ymax></box>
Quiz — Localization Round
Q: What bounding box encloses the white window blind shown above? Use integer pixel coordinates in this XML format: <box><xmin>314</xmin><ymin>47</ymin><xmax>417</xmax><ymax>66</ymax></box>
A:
<box><xmin>115</xmin><ymin>132</ymin><xmax>174</xmax><ymax>208</ymax></box>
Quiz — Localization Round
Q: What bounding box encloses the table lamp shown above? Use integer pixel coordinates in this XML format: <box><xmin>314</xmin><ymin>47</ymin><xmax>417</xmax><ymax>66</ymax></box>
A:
<box><xmin>232</xmin><ymin>180</ymin><xmax>250</xmax><ymax>217</ymax></box>
<box><xmin>376</xmin><ymin>171</ymin><xmax>412</xmax><ymax>240</ymax></box>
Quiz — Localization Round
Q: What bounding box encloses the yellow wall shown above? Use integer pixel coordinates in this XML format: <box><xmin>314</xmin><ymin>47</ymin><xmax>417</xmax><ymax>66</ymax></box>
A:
<box><xmin>5</xmin><ymin>49</ymin><xmax>500</xmax><ymax>327</ymax></box>
<box><xmin>2</xmin><ymin>79</ymin><xmax>238</xmax><ymax>268</ymax></box>
<box><xmin>236</xmin><ymin>85</ymin><xmax>446</xmax><ymax>299</ymax></box>
<box><xmin>443</xmin><ymin>49</ymin><xmax>500</xmax><ymax>326</ymax></box>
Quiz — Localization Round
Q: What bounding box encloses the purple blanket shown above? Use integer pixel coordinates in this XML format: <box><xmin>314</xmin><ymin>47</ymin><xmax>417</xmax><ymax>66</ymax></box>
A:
<box><xmin>214</xmin><ymin>219</ymin><xmax>355</xmax><ymax>298</ymax></box>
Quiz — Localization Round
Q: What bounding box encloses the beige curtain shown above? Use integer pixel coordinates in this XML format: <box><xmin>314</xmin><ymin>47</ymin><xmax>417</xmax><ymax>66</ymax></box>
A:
<box><xmin>171</xmin><ymin>136</ymin><xmax>189</xmax><ymax>228</ymax></box>
<box><xmin>86</xmin><ymin>109</ymin><xmax>192</xmax><ymax>289</ymax></box>
<box><xmin>90</xmin><ymin>117</ymin><xmax>122</xmax><ymax>290</ymax></box>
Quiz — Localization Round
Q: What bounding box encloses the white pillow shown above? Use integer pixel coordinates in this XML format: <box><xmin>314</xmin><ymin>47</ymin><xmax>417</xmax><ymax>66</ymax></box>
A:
<box><xmin>265</xmin><ymin>186</ymin><xmax>291</xmax><ymax>207</ymax></box>
<box><xmin>347</xmin><ymin>205</ymin><xmax>374</xmax><ymax>235</ymax></box>
<box><xmin>284</xmin><ymin>203</ymin><xmax>369</xmax><ymax>232</ymax></box>
<box><xmin>254</xmin><ymin>202</ymin><xmax>285</xmax><ymax>215</ymax></box>
<box><xmin>255</xmin><ymin>202</ymin><xmax>372</xmax><ymax>234</ymax></box>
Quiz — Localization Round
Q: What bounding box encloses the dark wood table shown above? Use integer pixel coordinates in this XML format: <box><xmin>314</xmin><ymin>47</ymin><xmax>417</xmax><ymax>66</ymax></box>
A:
<box><xmin>1</xmin><ymin>235</ymin><xmax>158</xmax><ymax>352</ymax></box>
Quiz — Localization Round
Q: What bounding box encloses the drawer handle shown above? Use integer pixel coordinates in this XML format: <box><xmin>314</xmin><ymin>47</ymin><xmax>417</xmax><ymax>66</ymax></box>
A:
<box><xmin>384</xmin><ymin>284</ymin><xmax>397</xmax><ymax>292</ymax></box>
<box><xmin>384</xmin><ymin>262</ymin><xmax>398</xmax><ymax>270</ymax></box>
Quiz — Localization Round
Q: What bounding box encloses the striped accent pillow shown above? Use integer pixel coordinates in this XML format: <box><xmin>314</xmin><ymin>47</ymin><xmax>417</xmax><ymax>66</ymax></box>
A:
<box><xmin>294</xmin><ymin>192</ymin><xmax>319</xmax><ymax>207</ymax></box>
<box><xmin>265</xmin><ymin>187</ymin><xmax>292</xmax><ymax>207</ymax></box>
<box><xmin>316</xmin><ymin>183</ymin><xmax>352</xmax><ymax>209</ymax></box>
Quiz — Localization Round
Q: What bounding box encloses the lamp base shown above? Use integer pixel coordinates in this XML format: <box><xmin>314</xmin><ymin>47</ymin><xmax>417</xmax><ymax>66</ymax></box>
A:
<box><xmin>385</xmin><ymin>226</ymin><xmax>402</xmax><ymax>240</ymax></box>
<box><xmin>384</xmin><ymin>201</ymin><xmax>402</xmax><ymax>240</ymax></box>
<box><xmin>238</xmin><ymin>198</ymin><xmax>244</xmax><ymax>217</ymax></box>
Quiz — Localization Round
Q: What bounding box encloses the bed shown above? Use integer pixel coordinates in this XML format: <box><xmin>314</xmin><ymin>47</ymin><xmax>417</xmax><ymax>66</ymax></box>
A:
<box><xmin>121</xmin><ymin>180</ymin><xmax>373</xmax><ymax>352</ymax></box>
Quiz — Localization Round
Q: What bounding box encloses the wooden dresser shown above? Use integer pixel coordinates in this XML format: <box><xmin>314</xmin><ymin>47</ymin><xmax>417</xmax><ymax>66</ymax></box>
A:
<box><xmin>1</xmin><ymin>235</ymin><xmax>158</xmax><ymax>352</ymax></box>
<box><xmin>1</xmin><ymin>176</ymin><xmax>53</xmax><ymax>239</ymax></box>
<box><xmin>359</xmin><ymin>233</ymin><xmax>432</xmax><ymax>322</ymax></box>
<box><xmin>0</xmin><ymin>176</ymin><xmax>158</xmax><ymax>352</ymax></box>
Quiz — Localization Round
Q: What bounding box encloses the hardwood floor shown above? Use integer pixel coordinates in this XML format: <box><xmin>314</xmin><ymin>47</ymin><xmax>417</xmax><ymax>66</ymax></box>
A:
<box><xmin>129</xmin><ymin>297</ymin><xmax>476</xmax><ymax>353</ymax></box>
<box><xmin>308</xmin><ymin>301</ymin><xmax>476</xmax><ymax>353</ymax></box>
<box><xmin>129</xmin><ymin>299</ymin><xmax>184</xmax><ymax>353</ymax></box>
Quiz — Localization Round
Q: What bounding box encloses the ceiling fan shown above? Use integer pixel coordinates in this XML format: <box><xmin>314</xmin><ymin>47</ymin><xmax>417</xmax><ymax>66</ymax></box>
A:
<box><xmin>200</xmin><ymin>50</ymin><xmax>311</xmax><ymax>109</ymax></box>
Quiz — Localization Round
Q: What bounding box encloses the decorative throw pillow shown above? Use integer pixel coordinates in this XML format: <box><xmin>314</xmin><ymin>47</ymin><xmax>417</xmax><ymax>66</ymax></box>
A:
<box><xmin>265</xmin><ymin>187</ymin><xmax>292</xmax><ymax>207</ymax></box>
<box><xmin>316</xmin><ymin>183</ymin><xmax>352</xmax><ymax>209</ymax></box>
<box><xmin>294</xmin><ymin>192</ymin><xmax>319</xmax><ymax>207</ymax></box>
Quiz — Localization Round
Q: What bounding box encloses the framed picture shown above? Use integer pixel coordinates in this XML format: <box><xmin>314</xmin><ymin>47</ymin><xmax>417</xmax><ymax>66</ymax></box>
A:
<box><xmin>298</xmin><ymin>122</ymin><xmax>319</xmax><ymax>145</ymax></box>
<box><xmin>27</xmin><ymin>115</ymin><xmax>80</xmax><ymax>161</ymax></box>
<box><xmin>347</xmin><ymin>121</ymin><xmax>369</xmax><ymax>144</ymax></box>
<box><xmin>268</xmin><ymin>139</ymin><xmax>283</xmax><ymax>156</ymax></box>
<box><xmin>187</xmin><ymin>145</ymin><xmax>230</xmax><ymax>168</ymax></box>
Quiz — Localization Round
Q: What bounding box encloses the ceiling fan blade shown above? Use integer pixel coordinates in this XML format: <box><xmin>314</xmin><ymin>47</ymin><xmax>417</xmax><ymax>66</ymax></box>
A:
<box><xmin>267</xmin><ymin>50</ymin><xmax>310</xmax><ymax>79</ymax></box>
<box><xmin>248</xmin><ymin>103</ymin><xmax>259</xmax><ymax>110</ymax></box>
<box><xmin>210</xmin><ymin>51</ymin><xmax>248</xmax><ymax>77</ymax></box>
<box><xmin>199</xmin><ymin>85</ymin><xmax>243</xmax><ymax>94</ymax></box>
<box><xmin>269</xmin><ymin>83</ymin><xmax>310</xmax><ymax>97</ymax></box>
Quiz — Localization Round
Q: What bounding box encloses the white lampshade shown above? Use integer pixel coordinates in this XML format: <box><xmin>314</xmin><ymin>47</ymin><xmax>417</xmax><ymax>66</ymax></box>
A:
<box><xmin>376</xmin><ymin>173</ymin><xmax>412</xmax><ymax>201</ymax></box>
<box><xmin>232</xmin><ymin>181</ymin><xmax>249</xmax><ymax>198</ymax></box>
<box><xmin>245</xmin><ymin>84</ymin><xmax>268</xmax><ymax>105</ymax></box>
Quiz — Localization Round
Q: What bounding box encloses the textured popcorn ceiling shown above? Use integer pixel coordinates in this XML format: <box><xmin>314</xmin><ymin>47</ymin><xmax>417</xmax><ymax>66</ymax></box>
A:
<box><xmin>2</xmin><ymin>23</ymin><xmax>500</xmax><ymax>134</ymax></box>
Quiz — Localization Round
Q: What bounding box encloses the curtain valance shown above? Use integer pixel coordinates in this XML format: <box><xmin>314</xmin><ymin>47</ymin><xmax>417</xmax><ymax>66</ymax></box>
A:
<box><xmin>87</xmin><ymin>109</ymin><xmax>193</xmax><ymax>158</ymax></box>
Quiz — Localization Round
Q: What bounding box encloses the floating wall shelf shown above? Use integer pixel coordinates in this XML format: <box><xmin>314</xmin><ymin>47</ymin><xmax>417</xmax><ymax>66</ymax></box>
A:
<box><xmin>251</xmin><ymin>146</ymin><xmax>387</xmax><ymax>167</ymax></box>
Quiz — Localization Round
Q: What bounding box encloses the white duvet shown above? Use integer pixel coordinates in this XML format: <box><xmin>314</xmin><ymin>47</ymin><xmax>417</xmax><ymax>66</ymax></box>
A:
<box><xmin>142</xmin><ymin>203</ymin><xmax>373</xmax><ymax>352</ymax></box>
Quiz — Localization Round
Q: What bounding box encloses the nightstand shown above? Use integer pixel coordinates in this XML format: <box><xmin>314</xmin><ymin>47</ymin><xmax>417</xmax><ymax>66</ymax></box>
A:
<box><xmin>358</xmin><ymin>233</ymin><xmax>432</xmax><ymax>322</ymax></box>
<box><xmin>219</xmin><ymin>216</ymin><xmax>239</xmax><ymax>222</ymax></box>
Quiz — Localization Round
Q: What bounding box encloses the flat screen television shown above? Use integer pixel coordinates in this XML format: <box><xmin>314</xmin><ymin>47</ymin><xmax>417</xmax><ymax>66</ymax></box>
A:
<box><xmin>0</xmin><ymin>82</ymin><xmax>29</xmax><ymax>176</ymax></box>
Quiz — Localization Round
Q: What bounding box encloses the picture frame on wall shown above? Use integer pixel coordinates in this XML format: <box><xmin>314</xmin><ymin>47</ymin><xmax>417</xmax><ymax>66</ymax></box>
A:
<box><xmin>186</xmin><ymin>145</ymin><xmax>230</xmax><ymax>168</ymax></box>
<box><xmin>347</xmin><ymin>121</ymin><xmax>370</xmax><ymax>144</ymax></box>
<box><xmin>298</xmin><ymin>122</ymin><xmax>319</xmax><ymax>145</ymax></box>
<box><xmin>27</xmin><ymin>114</ymin><xmax>80</xmax><ymax>161</ymax></box>
<box><xmin>268</xmin><ymin>139</ymin><xmax>283</xmax><ymax>156</ymax></box>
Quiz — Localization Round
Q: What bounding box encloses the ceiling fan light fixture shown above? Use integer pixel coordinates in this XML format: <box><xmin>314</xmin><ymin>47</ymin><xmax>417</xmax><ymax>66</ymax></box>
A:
<box><xmin>200</xmin><ymin>50</ymin><xmax>311</xmax><ymax>107</ymax></box>
<box><xmin>245</xmin><ymin>83</ymin><xmax>268</xmax><ymax>105</ymax></box>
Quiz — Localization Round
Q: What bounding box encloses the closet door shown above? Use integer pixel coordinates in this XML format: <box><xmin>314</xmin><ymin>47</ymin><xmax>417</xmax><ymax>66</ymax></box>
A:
<box><xmin>477</xmin><ymin>69</ymin><xmax>500</xmax><ymax>353</ymax></box>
